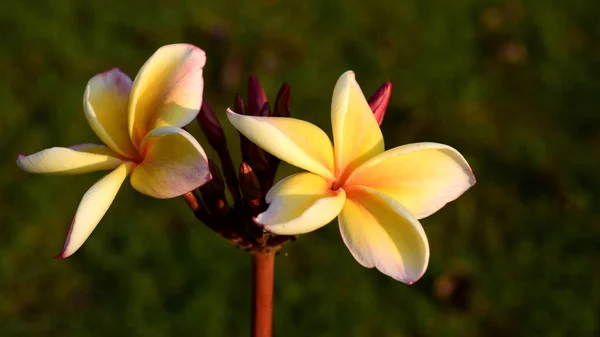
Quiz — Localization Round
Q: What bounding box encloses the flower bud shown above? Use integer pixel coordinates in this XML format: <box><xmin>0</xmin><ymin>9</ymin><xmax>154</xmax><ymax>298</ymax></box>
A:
<box><xmin>200</xmin><ymin>160</ymin><xmax>230</xmax><ymax>216</ymax></box>
<box><xmin>247</xmin><ymin>143</ymin><xmax>270</xmax><ymax>171</ymax></box>
<box><xmin>239</xmin><ymin>101</ymin><xmax>270</xmax><ymax>171</ymax></box>
<box><xmin>234</xmin><ymin>93</ymin><xmax>247</xmax><ymax>115</ymax></box>
<box><xmin>236</xmin><ymin>93</ymin><xmax>253</xmax><ymax>164</ymax></box>
<box><xmin>259</xmin><ymin>102</ymin><xmax>271</xmax><ymax>117</ymax></box>
<box><xmin>239</xmin><ymin>162</ymin><xmax>261</xmax><ymax>210</ymax></box>
<box><xmin>248</xmin><ymin>75</ymin><xmax>267</xmax><ymax>116</ymax></box>
<box><xmin>273</xmin><ymin>83</ymin><xmax>291</xmax><ymax>117</ymax></box>
<box><xmin>368</xmin><ymin>82</ymin><xmax>392</xmax><ymax>125</ymax></box>
<box><xmin>197</xmin><ymin>101</ymin><xmax>226</xmax><ymax>148</ymax></box>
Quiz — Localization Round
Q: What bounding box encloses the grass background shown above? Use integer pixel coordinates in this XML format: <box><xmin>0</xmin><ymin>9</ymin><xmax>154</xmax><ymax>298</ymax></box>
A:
<box><xmin>1</xmin><ymin>0</ymin><xmax>599</xmax><ymax>336</ymax></box>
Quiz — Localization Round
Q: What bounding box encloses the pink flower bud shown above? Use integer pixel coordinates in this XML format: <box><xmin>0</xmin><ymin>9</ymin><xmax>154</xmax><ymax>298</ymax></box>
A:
<box><xmin>259</xmin><ymin>102</ymin><xmax>271</xmax><ymax>117</ymax></box>
<box><xmin>234</xmin><ymin>93</ymin><xmax>247</xmax><ymax>115</ymax></box>
<box><xmin>248</xmin><ymin>75</ymin><xmax>267</xmax><ymax>116</ymax></box>
<box><xmin>239</xmin><ymin>162</ymin><xmax>261</xmax><ymax>210</ymax></box>
<box><xmin>197</xmin><ymin>101</ymin><xmax>226</xmax><ymax>147</ymax></box>
<box><xmin>273</xmin><ymin>83</ymin><xmax>291</xmax><ymax>117</ymax></box>
<box><xmin>368</xmin><ymin>82</ymin><xmax>392</xmax><ymax>125</ymax></box>
<box><xmin>199</xmin><ymin>160</ymin><xmax>229</xmax><ymax>215</ymax></box>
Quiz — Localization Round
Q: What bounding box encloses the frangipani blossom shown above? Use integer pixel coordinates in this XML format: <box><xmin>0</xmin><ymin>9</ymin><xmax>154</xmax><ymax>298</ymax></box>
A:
<box><xmin>227</xmin><ymin>71</ymin><xmax>475</xmax><ymax>283</ymax></box>
<box><xmin>17</xmin><ymin>44</ymin><xmax>211</xmax><ymax>258</ymax></box>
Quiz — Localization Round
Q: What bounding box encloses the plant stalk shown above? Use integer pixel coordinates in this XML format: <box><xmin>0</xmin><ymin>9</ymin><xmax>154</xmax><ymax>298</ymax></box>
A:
<box><xmin>251</xmin><ymin>252</ymin><xmax>275</xmax><ymax>337</ymax></box>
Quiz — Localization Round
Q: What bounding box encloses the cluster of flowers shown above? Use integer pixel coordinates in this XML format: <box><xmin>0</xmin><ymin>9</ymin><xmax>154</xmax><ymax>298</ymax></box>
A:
<box><xmin>17</xmin><ymin>44</ymin><xmax>475</xmax><ymax>284</ymax></box>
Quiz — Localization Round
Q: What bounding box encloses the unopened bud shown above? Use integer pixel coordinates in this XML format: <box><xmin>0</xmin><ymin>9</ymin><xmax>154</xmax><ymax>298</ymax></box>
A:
<box><xmin>273</xmin><ymin>83</ymin><xmax>291</xmax><ymax>117</ymax></box>
<box><xmin>239</xmin><ymin>102</ymin><xmax>270</xmax><ymax>171</ymax></box>
<box><xmin>234</xmin><ymin>93</ymin><xmax>247</xmax><ymax>115</ymax></box>
<box><xmin>197</xmin><ymin>101</ymin><xmax>226</xmax><ymax>147</ymax></box>
<box><xmin>259</xmin><ymin>102</ymin><xmax>271</xmax><ymax>117</ymax></box>
<box><xmin>239</xmin><ymin>162</ymin><xmax>261</xmax><ymax>209</ymax></box>
<box><xmin>236</xmin><ymin>93</ymin><xmax>253</xmax><ymax>163</ymax></box>
<box><xmin>368</xmin><ymin>82</ymin><xmax>392</xmax><ymax>126</ymax></box>
<box><xmin>207</xmin><ymin>160</ymin><xmax>225</xmax><ymax>193</ymax></box>
<box><xmin>248</xmin><ymin>75</ymin><xmax>267</xmax><ymax>116</ymax></box>
<box><xmin>200</xmin><ymin>160</ymin><xmax>230</xmax><ymax>215</ymax></box>
<box><xmin>247</xmin><ymin>143</ymin><xmax>270</xmax><ymax>171</ymax></box>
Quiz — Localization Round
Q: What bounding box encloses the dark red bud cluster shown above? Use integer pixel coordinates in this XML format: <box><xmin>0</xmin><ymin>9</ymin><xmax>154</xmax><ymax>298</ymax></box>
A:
<box><xmin>188</xmin><ymin>76</ymin><xmax>294</xmax><ymax>253</ymax></box>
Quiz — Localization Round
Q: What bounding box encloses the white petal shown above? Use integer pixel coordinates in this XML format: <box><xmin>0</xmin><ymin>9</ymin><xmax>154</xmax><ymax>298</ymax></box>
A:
<box><xmin>130</xmin><ymin>126</ymin><xmax>210</xmax><ymax>198</ymax></box>
<box><xmin>84</xmin><ymin>68</ymin><xmax>138</xmax><ymax>158</ymax></box>
<box><xmin>56</xmin><ymin>162</ymin><xmax>133</xmax><ymax>258</ymax></box>
<box><xmin>347</xmin><ymin>142</ymin><xmax>476</xmax><ymax>219</ymax></box>
<box><xmin>339</xmin><ymin>186</ymin><xmax>429</xmax><ymax>283</ymax></box>
<box><xmin>227</xmin><ymin>109</ymin><xmax>335</xmax><ymax>180</ymax></box>
<box><xmin>256</xmin><ymin>173</ymin><xmax>346</xmax><ymax>235</ymax></box>
<box><xmin>17</xmin><ymin>144</ymin><xmax>125</xmax><ymax>175</ymax></box>
<box><xmin>128</xmin><ymin>44</ymin><xmax>206</xmax><ymax>147</ymax></box>
<box><xmin>331</xmin><ymin>71</ymin><xmax>384</xmax><ymax>178</ymax></box>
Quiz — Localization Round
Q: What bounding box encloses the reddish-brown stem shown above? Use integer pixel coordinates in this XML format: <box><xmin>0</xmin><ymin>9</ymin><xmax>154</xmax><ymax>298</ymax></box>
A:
<box><xmin>251</xmin><ymin>252</ymin><xmax>275</xmax><ymax>337</ymax></box>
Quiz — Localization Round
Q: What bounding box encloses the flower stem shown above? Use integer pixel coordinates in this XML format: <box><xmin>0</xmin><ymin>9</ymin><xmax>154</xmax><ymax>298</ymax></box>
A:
<box><xmin>251</xmin><ymin>252</ymin><xmax>275</xmax><ymax>337</ymax></box>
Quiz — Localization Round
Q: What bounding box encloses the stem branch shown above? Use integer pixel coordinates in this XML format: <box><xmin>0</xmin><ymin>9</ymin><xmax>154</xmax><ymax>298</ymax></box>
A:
<box><xmin>251</xmin><ymin>252</ymin><xmax>275</xmax><ymax>337</ymax></box>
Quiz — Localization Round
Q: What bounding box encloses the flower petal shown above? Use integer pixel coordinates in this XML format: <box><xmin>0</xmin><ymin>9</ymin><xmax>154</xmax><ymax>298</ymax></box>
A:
<box><xmin>56</xmin><ymin>162</ymin><xmax>133</xmax><ymax>258</ymax></box>
<box><xmin>227</xmin><ymin>109</ymin><xmax>335</xmax><ymax>180</ymax></box>
<box><xmin>346</xmin><ymin>142</ymin><xmax>476</xmax><ymax>219</ymax></box>
<box><xmin>256</xmin><ymin>172</ymin><xmax>346</xmax><ymax>235</ymax></box>
<box><xmin>339</xmin><ymin>186</ymin><xmax>429</xmax><ymax>284</ymax></box>
<box><xmin>331</xmin><ymin>71</ymin><xmax>384</xmax><ymax>178</ymax></box>
<box><xmin>84</xmin><ymin>68</ymin><xmax>138</xmax><ymax>159</ymax></box>
<box><xmin>17</xmin><ymin>144</ymin><xmax>126</xmax><ymax>175</ymax></box>
<box><xmin>130</xmin><ymin>126</ymin><xmax>210</xmax><ymax>198</ymax></box>
<box><xmin>128</xmin><ymin>44</ymin><xmax>206</xmax><ymax>147</ymax></box>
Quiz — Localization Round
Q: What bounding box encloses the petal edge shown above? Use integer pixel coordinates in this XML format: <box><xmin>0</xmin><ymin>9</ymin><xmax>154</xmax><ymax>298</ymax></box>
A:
<box><xmin>128</xmin><ymin>44</ymin><xmax>206</xmax><ymax>147</ymax></box>
<box><xmin>17</xmin><ymin>145</ymin><xmax>126</xmax><ymax>175</ymax></box>
<box><xmin>339</xmin><ymin>186</ymin><xmax>430</xmax><ymax>283</ymax></box>
<box><xmin>347</xmin><ymin>142</ymin><xmax>475</xmax><ymax>219</ymax></box>
<box><xmin>55</xmin><ymin>162</ymin><xmax>132</xmax><ymax>258</ymax></box>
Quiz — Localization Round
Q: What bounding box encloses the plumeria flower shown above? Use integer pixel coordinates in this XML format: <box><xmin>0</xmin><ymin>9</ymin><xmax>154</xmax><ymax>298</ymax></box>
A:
<box><xmin>17</xmin><ymin>44</ymin><xmax>211</xmax><ymax>258</ymax></box>
<box><xmin>227</xmin><ymin>71</ymin><xmax>475</xmax><ymax>283</ymax></box>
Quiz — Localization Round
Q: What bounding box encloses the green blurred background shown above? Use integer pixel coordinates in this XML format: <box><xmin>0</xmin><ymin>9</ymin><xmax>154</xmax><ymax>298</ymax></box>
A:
<box><xmin>1</xmin><ymin>0</ymin><xmax>599</xmax><ymax>336</ymax></box>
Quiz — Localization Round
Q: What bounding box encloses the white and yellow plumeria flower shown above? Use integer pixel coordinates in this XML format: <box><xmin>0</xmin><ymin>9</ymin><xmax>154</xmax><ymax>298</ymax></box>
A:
<box><xmin>17</xmin><ymin>44</ymin><xmax>211</xmax><ymax>258</ymax></box>
<box><xmin>227</xmin><ymin>71</ymin><xmax>475</xmax><ymax>283</ymax></box>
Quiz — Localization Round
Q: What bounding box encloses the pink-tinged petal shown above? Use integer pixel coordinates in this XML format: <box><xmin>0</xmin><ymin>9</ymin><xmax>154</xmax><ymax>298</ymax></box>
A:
<box><xmin>346</xmin><ymin>142</ymin><xmax>475</xmax><ymax>219</ymax></box>
<box><xmin>56</xmin><ymin>162</ymin><xmax>133</xmax><ymax>258</ymax></box>
<box><xmin>128</xmin><ymin>44</ymin><xmax>206</xmax><ymax>147</ymax></box>
<box><xmin>16</xmin><ymin>144</ymin><xmax>126</xmax><ymax>175</ymax></box>
<box><xmin>84</xmin><ymin>68</ymin><xmax>138</xmax><ymax>159</ymax></box>
<box><xmin>339</xmin><ymin>186</ymin><xmax>429</xmax><ymax>284</ymax></box>
<box><xmin>130</xmin><ymin>126</ymin><xmax>210</xmax><ymax>198</ymax></box>
<box><xmin>256</xmin><ymin>172</ymin><xmax>346</xmax><ymax>235</ymax></box>
<box><xmin>331</xmin><ymin>71</ymin><xmax>384</xmax><ymax>179</ymax></box>
<box><xmin>227</xmin><ymin>109</ymin><xmax>335</xmax><ymax>180</ymax></box>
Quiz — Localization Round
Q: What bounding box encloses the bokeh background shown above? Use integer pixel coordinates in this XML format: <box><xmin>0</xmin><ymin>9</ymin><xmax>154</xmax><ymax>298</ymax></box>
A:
<box><xmin>1</xmin><ymin>0</ymin><xmax>599</xmax><ymax>336</ymax></box>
